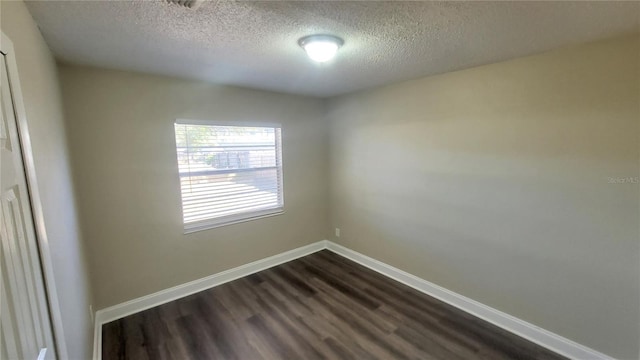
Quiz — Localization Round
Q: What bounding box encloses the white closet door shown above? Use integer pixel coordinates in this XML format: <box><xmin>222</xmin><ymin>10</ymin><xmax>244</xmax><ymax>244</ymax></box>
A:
<box><xmin>0</xmin><ymin>53</ymin><xmax>56</xmax><ymax>360</ymax></box>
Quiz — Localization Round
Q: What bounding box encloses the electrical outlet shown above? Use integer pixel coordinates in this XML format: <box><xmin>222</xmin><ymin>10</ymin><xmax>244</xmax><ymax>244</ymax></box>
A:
<box><xmin>335</xmin><ymin>228</ymin><xmax>340</xmax><ymax>237</ymax></box>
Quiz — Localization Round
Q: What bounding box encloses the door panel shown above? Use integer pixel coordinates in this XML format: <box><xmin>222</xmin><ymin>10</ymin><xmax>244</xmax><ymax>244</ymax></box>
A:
<box><xmin>1</xmin><ymin>274</ymin><xmax>20</xmax><ymax>360</ymax></box>
<box><xmin>0</xmin><ymin>53</ymin><xmax>56</xmax><ymax>360</ymax></box>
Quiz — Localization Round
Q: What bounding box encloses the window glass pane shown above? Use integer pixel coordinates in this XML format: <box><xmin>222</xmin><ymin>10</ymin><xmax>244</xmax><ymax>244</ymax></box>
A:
<box><xmin>175</xmin><ymin>123</ymin><xmax>283</xmax><ymax>229</ymax></box>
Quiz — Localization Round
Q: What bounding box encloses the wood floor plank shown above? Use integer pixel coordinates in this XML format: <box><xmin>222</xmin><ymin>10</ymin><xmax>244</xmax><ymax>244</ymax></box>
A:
<box><xmin>102</xmin><ymin>250</ymin><xmax>567</xmax><ymax>360</ymax></box>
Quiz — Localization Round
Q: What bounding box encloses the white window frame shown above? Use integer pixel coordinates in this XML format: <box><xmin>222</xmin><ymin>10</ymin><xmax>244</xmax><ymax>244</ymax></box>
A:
<box><xmin>175</xmin><ymin>119</ymin><xmax>285</xmax><ymax>233</ymax></box>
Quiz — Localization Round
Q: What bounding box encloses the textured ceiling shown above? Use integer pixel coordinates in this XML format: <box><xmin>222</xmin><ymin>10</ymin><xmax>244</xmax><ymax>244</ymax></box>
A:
<box><xmin>26</xmin><ymin>1</ymin><xmax>640</xmax><ymax>97</ymax></box>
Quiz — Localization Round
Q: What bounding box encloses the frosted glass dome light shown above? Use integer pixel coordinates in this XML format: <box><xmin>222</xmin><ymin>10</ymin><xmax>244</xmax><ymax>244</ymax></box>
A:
<box><xmin>299</xmin><ymin>35</ymin><xmax>344</xmax><ymax>63</ymax></box>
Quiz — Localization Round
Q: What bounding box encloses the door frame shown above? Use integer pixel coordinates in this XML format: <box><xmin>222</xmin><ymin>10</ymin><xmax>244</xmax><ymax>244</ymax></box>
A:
<box><xmin>1</xmin><ymin>31</ymin><xmax>68</xmax><ymax>360</ymax></box>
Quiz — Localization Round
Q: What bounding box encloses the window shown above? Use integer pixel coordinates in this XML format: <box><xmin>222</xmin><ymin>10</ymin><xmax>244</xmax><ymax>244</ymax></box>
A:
<box><xmin>174</xmin><ymin>120</ymin><xmax>284</xmax><ymax>232</ymax></box>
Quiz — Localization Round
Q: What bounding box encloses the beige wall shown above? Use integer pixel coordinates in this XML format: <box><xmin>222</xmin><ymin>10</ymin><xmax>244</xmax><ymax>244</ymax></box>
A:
<box><xmin>59</xmin><ymin>65</ymin><xmax>330</xmax><ymax>310</ymax></box>
<box><xmin>0</xmin><ymin>1</ymin><xmax>94</xmax><ymax>359</ymax></box>
<box><xmin>327</xmin><ymin>35</ymin><xmax>640</xmax><ymax>359</ymax></box>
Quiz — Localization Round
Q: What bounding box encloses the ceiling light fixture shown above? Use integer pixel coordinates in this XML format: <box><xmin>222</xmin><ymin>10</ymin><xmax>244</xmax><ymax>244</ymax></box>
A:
<box><xmin>298</xmin><ymin>35</ymin><xmax>344</xmax><ymax>63</ymax></box>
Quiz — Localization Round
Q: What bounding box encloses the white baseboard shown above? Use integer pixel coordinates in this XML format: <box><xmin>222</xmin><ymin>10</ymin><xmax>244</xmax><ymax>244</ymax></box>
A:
<box><xmin>92</xmin><ymin>240</ymin><xmax>327</xmax><ymax>359</ymax></box>
<box><xmin>93</xmin><ymin>239</ymin><xmax>612</xmax><ymax>360</ymax></box>
<box><xmin>324</xmin><ymin>241</ymin><xmax>613</xmax><ymax>360</ymax></box>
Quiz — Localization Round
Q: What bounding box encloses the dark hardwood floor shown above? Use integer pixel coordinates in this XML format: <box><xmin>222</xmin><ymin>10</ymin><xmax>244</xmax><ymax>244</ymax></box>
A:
<box><xmin>102</xmin><ymin>250</ymin><xmax>567</xmax><ymax>360</ymax></box>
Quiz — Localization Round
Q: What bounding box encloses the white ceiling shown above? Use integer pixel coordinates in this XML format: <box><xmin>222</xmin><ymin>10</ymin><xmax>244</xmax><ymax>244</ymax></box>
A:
<box><xmin>26</xmin><ymin>1</ymin><xmax>640</xmax><ymax>98</ymax></box>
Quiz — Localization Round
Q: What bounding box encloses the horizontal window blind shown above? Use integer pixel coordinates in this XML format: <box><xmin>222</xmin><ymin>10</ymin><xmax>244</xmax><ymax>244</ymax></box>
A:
<box><xmin>174</xmin><ymin>122</ymin><xmax>283</xmax><ymax>231</ymax></box>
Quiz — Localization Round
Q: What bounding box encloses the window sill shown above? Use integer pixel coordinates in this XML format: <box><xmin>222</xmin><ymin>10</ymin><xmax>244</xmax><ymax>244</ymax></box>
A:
<box><xmin>183</xmin><ymin>208</ymin><xmax>284</xmax><ymax>234</ymax></box>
